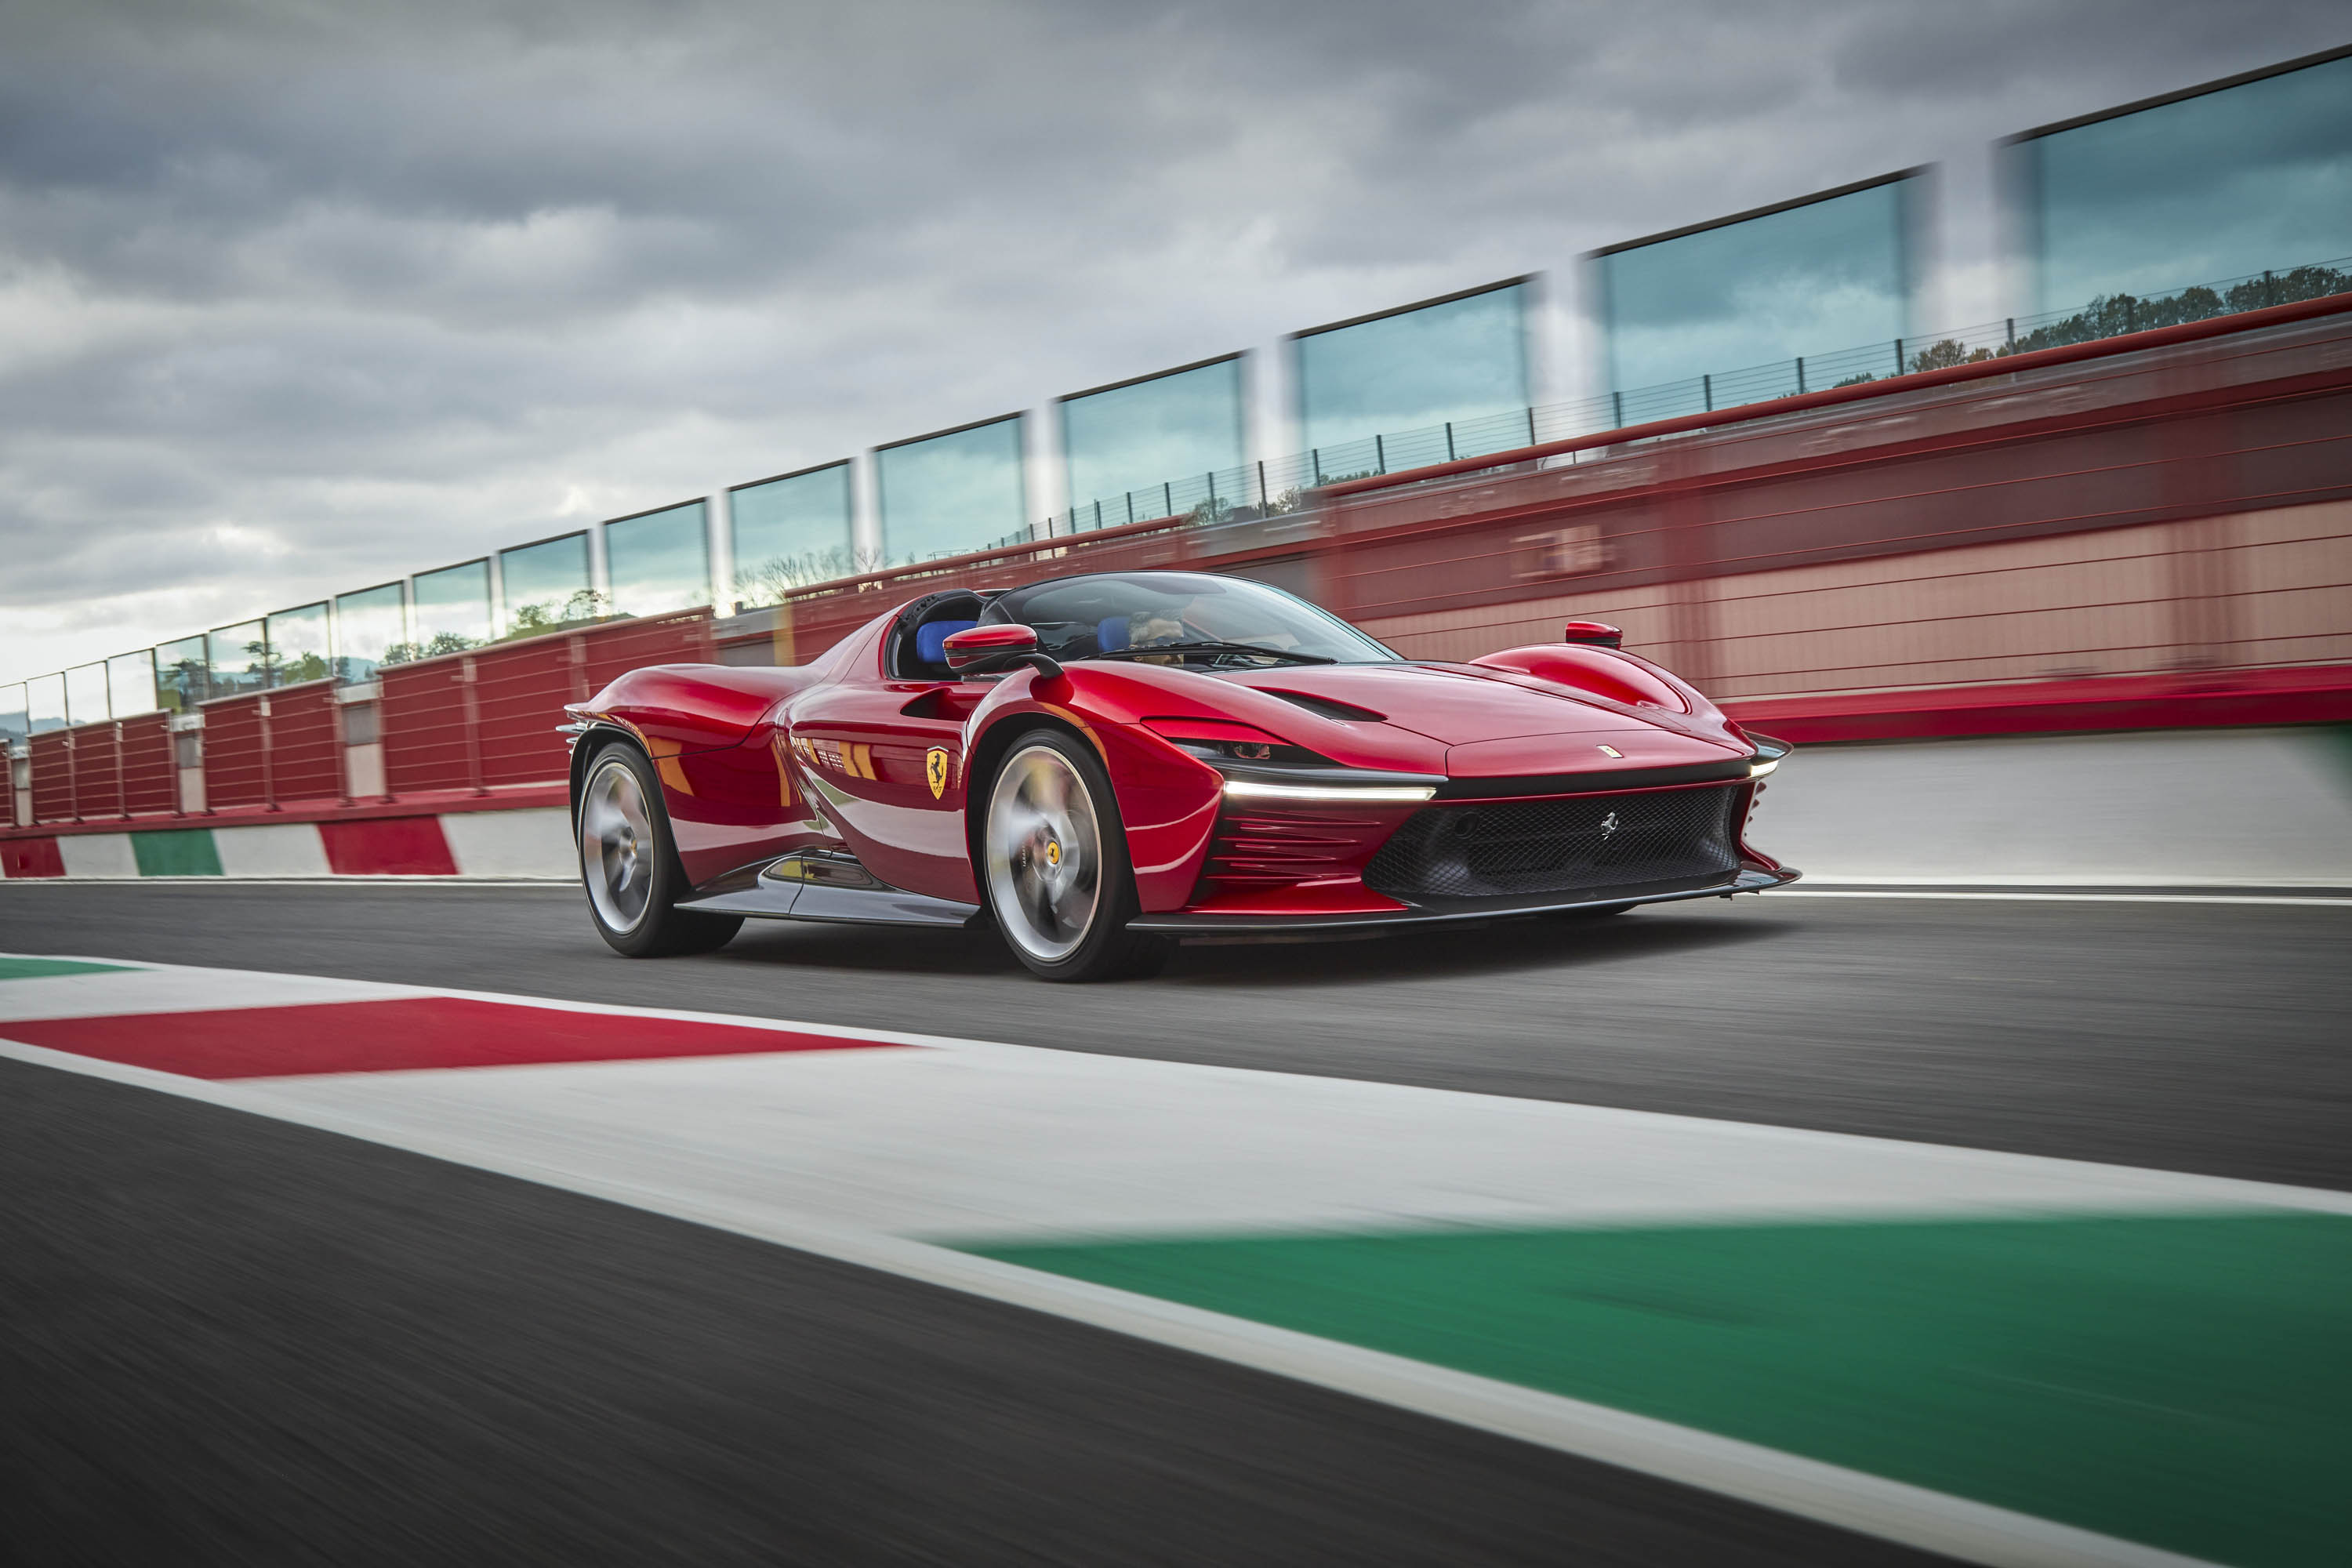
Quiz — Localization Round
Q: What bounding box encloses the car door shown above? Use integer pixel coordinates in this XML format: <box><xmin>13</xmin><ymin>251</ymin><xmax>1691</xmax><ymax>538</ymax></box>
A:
<box><xmin>786</xmin><ymin>673</ymin><xmax>985</xmax><ymax>903</ymax></box>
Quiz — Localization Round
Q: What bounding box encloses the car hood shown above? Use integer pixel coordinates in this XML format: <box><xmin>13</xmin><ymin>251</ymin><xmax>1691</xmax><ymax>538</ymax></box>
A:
<box><xmin>1222</xmin><ymin>661</ymin><xmax>1729</xmax><ymax>748</ymax></box>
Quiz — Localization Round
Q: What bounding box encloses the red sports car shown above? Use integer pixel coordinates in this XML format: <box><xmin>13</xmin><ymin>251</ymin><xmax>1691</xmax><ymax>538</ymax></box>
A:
<box><xmin>564</xmin><ymin>569</ymin><xmax>1796</xmax><ymax>980</ymax></box>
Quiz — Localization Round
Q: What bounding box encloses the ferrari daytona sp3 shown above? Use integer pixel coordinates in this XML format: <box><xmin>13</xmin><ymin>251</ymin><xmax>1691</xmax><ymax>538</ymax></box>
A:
<box><xmin>564</xmin><ymin>569</ymin><xmax>1798</xmax><ymax>980</ymax></box>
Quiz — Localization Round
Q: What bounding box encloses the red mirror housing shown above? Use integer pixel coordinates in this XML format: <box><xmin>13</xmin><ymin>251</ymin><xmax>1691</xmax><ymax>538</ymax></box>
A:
<box><xmin>1562</xmin><ymin>620</ymin><xmax>1623</xmax><ymax>648</ymax></box>
<box><xmin>943</xmin><ymin>622</ymin><xmax>1041</xmax><ymax>673</ymax></box>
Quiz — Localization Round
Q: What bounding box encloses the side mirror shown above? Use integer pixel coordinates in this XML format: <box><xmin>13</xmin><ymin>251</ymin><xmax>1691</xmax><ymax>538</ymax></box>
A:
<box><xmin>943</xmin><ymin>623</ymin><xmax>1060</xmax><ymax>678</ymax></box>
<box><xmin>1563</xmin><ymin>620</ymin><xmax>1623</xmax><ymax>648</ymax></box>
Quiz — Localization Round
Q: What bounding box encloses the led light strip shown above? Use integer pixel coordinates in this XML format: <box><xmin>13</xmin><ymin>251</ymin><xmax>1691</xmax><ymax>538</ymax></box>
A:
<box><xmin>1221</xmin><ymin>779</ymin><xmax>1436</xmax><ymax>804</ymax></box>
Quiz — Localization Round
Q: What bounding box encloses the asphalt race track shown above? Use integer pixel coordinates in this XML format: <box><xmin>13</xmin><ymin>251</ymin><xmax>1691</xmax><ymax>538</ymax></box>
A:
<box><xmin>5</xmin><ymin>881</ymin><xmax>2349</xmax><ymax>1566</ymax></box>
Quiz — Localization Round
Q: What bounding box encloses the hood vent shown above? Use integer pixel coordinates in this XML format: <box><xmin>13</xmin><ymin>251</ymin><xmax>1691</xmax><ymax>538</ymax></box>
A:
<box><xmin>1265</xmin><ymin>689</ymin><xmax>1387</xmax><ymax>723</ymax></box>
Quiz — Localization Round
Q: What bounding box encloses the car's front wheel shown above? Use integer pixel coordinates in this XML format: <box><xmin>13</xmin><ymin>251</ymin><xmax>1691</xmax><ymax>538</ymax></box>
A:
<box><xmin>982</xmin><ymin>729</ymin><xmax>1171</xmax><ymax>982</ymax></box>
<box><xmin>578</xmin><ymin>742</ymin><xmax>742</xmax><ymax>957</ymax></box>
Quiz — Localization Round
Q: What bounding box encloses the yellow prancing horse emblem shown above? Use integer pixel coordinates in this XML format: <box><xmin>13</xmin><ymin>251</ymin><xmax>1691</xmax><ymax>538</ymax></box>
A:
<box><xmin>925</xmin><ymin>746</ymin><xmax>952</xmax><ymax>800</ymax></box>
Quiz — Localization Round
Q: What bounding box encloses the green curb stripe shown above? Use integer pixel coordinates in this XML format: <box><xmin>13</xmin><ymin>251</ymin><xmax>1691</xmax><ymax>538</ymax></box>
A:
<box><xmin>130</xmin><ymin>828</ymin><xmax>222</xmax><ymax>877</ymax></box>
<box><xmin>974</xmin><ymin>1213</ymin><xmax>2352</xmax><ymax>1566</ymax></box>
<box><xmin>0</xmin><ymin>956</ymin><xmax>139</xmax><ymax>980</ymax></box>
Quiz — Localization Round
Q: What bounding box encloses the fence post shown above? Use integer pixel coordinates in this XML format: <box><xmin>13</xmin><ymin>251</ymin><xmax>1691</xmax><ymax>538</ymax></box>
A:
<box><xmin>1163</xmin><ymin>481</ymin><xmax>1172</xmax><ymax>517</ymax></box>
<box><xmin>2005</xmin><ymin>318</ymin><xmax>2016</xmax><ymax>347</ymax></box>
<box><xmin>459</xmin><ymin>655</ymin><xmax>485</xmax><ymax>796</ymax></box>
<box><xmin>1445</xmin><ymin>422</ymin><xmax>1456</xmax><ymax>462</ymax></box>
<box><xmin>1526</xmin><ymin>407</ymin><xmax>1538</xmax><ymax>446</ymax></box>
<box><xmin>1893</xmin><ymin>338</ymin><xmax>1904</xmax><ymax>376</ymax></box>
<box><xmin>1311</xmin><ymin>448</ymin><xmax>1321</xmax><ymax>485</ymax></box>
<box><xmin>1258</xmin><ymin>460</ymin><xmax>1268</xmax><ymax>506</ymax></box>
<box><xmin>1702</xmin><ymin>374</ymin><xmax>1712</xmax><ymax>413</ymax></box>
<box><xmin>1795</xmin><ymin>357</ymin><xmax>1806</xmax><ymax>394</ymax></box>
<box><xmin>1611</xmin><ymin>390</ymin><xmax>1624</xmax><ymax>428</ymax></box>
<box><xmin>1374</xmin><ymin>434</ymin><xmax>1386</xmax><ymax>474</ymax></box>
<box><xmin>260</xmin><ymin>694</ymin><xmax>276</xmax><ymax>811</ymax></box>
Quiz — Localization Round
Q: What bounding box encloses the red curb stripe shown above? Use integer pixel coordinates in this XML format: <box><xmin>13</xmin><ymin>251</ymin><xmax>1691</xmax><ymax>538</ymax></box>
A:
<box><xmin>1</xmin><ymin>996</ymin><xmax>909</xmax><ymax>1078</ymax></box>
<box><xmin>319</xmin><ymin>817</ymin><xmax>459</xmax><ymax>876</ymax></box>
<box><xmin>2</xmin><ymin>837</ymin><xmax>66</xmax><ymax>878</ymax></box>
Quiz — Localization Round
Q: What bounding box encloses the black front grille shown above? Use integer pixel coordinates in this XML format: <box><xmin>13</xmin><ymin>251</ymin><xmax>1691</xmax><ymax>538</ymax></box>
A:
<box><xmin>1363</xmin><ymin>784</ymin><xmax>1741</xmax><ymax>905</ymax></box>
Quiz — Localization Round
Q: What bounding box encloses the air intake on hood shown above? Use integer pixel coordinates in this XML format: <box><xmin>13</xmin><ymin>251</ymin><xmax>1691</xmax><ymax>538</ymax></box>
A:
<box><xmin>1264</xmin><ymin>689</ymin><xmax>1386</xmax><ymax>723</ymax></box>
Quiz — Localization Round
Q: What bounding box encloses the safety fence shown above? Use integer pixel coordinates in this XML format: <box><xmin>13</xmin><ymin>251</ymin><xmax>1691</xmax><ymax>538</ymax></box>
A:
<box><xmin>5</xmin><ymin>611</ymin><xmax>710</xmax><ymax>833</ymax></box>
<box><xmin>760</xmin><ymin>292</ymin><xmax>2352</xmax><ymax>738</ymax></box>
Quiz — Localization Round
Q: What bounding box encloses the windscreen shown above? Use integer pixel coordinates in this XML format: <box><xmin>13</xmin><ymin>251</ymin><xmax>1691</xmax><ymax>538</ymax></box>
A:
<box><xmin>981</xmin><ymin>572</ymin><xmax>1398</xmax><ymax>665</ymax></box>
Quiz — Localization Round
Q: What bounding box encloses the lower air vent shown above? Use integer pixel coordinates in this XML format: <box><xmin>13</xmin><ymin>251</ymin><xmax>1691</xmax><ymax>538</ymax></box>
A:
<box><xmin>1363</xmin><ymin>784</ymin><xmax>1741</xmax><ymax>904</ymax></box>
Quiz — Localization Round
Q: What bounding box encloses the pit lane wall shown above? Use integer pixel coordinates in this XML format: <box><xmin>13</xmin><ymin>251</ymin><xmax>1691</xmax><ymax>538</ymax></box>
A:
<box><xmin>5</xmin><ymin>299</ymin><xmax>2351</xmax><ymax>887</ymax></box>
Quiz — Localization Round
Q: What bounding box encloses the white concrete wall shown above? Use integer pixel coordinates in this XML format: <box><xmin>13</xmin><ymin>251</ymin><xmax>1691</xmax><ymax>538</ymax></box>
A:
<box><xmin>441</xmin><ymin>807</ymin><xmax>575</xmax><ymax>879</ymax></box>
<box><xmin>56</xmin><ymin>833</ymin><xmax>139</xmax><ymax>879</ymax></box>
<box><xmin>1748</xmin><ymin>728</ymin><xmax>2352</xmax><ymax>886</ymax></box>
<box><xmin>212</xmin><ymin>822</ymin><xmax>334</xmax><ymax>878</ymax></box>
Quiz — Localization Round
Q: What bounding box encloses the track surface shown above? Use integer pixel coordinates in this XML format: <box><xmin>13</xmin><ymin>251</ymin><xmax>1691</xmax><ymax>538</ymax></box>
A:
<box><xmin>6</xmin><ymin>883</ymin><xmax>2347</xmax><ymax>1564</ymax></box>
<box><xmin>7</xmin><ymin>882</ymin><xmax>2347</xmax><ymax>1189</ymax></box>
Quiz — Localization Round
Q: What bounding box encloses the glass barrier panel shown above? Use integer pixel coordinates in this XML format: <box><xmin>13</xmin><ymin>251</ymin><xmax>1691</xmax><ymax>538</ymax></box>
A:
<box><xmin>2015</xmin><ymin>51</ymin><xmax>2352</xmax><ymax>312</ymax></box>
<box><xmin>266</xmin><ymin>601</ymin><xmax>332</xmax><ymax>686</ymax></box>
<box><xmin>64</xmin><ymin>663</ymin><xmax>110</xmax><ymax>727</ymax></box>
<box><xmin>154</xmin><ymin>636</ymin><xmax>208</xmax><ymax>713</ymax></box>
<box><xmin>875</xmin><ymin>416</ymin><xmax>1025</xmax><ymax>565</ymax></box>
<box><xmin>106</xmin><ymin>652</ymin><xmax>158</xmax><ymax>718</ymax></box>
<box><xmin>731</xmin><ymin>464</ymin><xmax>854</xmax><ymax>605</ymax></box>
<box><xmin>333</xmin><ymin>583</ymin><xmax>406</xmax><ymax>681</ymax></box>
<box><xmin>27</xmin><ymin>673</ymin><xmax>67</xmax><ymax>735</ymax></box>
<box><xmin>206</xmin><ymin>621</ymin><xmax>270</xmax><ymax>700</ymax></box>
<box><xmin>0</xmin><ymin>683</ymin><xmax>27</xmax><ymax>746</ymax></box>
<box><xmin>498</xmin><ymin>531</ymin><xmax>594</xmax><ymax>636</ymax></box>
<box><xmin>405</xmin><ymin>560</ymin><xmax>492</xmax><ymax>662</ymax></box>
<box><xmin>604</xmin><ymin>501</ymin><xmax>711</xmax><ymax>616</ymax></box>
<box><xmin>1061</xmin><ymin>359</ymin><xmax>1244</xmax><ymax>529</ymax></box>
<box><xmin>1294</xmin><ymin>282</ymin><xmax>1530</xmax><ymax>463</ymax></box>
<box><xmin>1594</xmin><ymin>176</ymin><xmax>1915</xmax><ymax>406</ymax></box>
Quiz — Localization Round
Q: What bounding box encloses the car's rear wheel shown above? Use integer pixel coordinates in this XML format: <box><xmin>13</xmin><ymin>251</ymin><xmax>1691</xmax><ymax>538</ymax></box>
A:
<box><xmin>579</xmin><ymin>742</ymin><xmax>742</xmax><ymax>957</ymax></box>
<box><xmin>982</xmin><ymin>730</ymin><xmax>1171</xmax><ymax>982</ymax></box>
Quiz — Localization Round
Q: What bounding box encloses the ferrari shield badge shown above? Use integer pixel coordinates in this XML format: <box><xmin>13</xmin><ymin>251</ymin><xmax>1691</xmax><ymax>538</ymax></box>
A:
<box><xmin>925</xmin><ymin>746</ymin><xmax>952</xmax><ymax>800</ymax></box>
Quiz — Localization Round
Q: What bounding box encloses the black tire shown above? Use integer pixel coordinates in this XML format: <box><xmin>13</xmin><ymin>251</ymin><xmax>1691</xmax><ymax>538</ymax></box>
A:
<box><xmin>576</xmin><ymin>742</ymin><xmax>743</xmax><ymax>958</ymax></box>
<box><xmin>979</xmin><ymin>728</ymin><xmax>1173</xmax><ymax>982</ymax></box>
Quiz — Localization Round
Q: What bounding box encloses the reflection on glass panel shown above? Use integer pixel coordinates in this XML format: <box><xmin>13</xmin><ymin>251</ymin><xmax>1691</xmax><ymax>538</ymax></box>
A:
<box><xmin>106</xmin><ymin>652</ymin><xmax>158</xmax><ymax>718</ymax></box>
<box><xmin>605</xmin><ymin>501</ymin><xmax>711</xmax><ymax>616</ymax></box>
<box><xmin>731</xmin><ymin>463</ymin><xmax>854</xmax><ymax>605</ymax></box>
<box><xmin>267</xmin><ymin>601</ymin><xmax>332</xmax><ymax>686</ymax></box>
<box><xmin>64</xmin><ymin>663</ymin><xmax>110</xmax><ymax>727</ymax></box>
<box><xmin>207</xmin><ymin>621</ymin><xmax>270</xmax><ymax>700</ymax></box>
<box><xmin>0</xmin><ymin>684</ymin><xmax>27</xmax><ymax>746</ymax></box>
<box><xmin>1061</xmin><ymin>358</ymin><xmax>1245</xmax><ymax>527</ymax></box>
<box><xmin>1294</xmin><ymin>282</ymin><xmax>1530</xmax><ymax>473</ymax></box>
<box><xmin>155</xmin><ymin>635</ymin><xmax>209</xmax><ymax>713</ymax></box>
<box><xmin>499</xmin><ymin>532</ymin><xmax>596</xmax><ymax>636</ymax></box>
<box><xmin>876</xmin><ymin>416</ymin><xmax>1025</xmax><ymax>564</ymax></box>
<box><xmin>1595</xmin><ymin>176</ymin><xmax>1914</xmax><ymax>400</ymax></box>
<box><xmin>334</xmin><ymin>583</ymin><xmax>406</xmax><ymax>681</ymax></box>
<box><xmin>2013</xmin><ymin>51</ymin><xmax>2352</xmax><ymax>312</ymax></box>
<box><xmin>27</xmin><ymin>673</ymin><xmax>67</xmax><ymax>735</ymax></box>
<box><xmin>404</xmin><ymin>560</ymin><xmax>492</xmax><ymax>662</ymax></box>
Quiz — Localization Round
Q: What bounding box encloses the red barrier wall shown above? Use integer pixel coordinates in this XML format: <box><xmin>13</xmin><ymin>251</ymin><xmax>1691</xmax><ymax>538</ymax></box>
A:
<box><xmin>28</xmin><ymin>731</ymin><xmax>72</xmax><ymax>822</ymax></box>
<box><xmin>382</xmin><ymin>610</ymin><xmax>713</xmax><ymax>796</ymax></box>
<box><xmin>121</xmin><ymin>713</ymin><xmax>174</xmax><ymax>818</ymax></box>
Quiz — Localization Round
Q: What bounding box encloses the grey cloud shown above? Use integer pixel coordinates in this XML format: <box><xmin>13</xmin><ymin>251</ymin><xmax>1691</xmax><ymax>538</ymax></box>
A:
<box><xmin>2</xmin><ymin>0</ymin><xmax>2346</xmax><ymax>677</ymax></box>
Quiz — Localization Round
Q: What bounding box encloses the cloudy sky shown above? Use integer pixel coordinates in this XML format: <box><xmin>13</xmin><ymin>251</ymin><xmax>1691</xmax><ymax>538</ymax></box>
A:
<box><xmin>2</xmin><ymin>0</ymin><xmax>2343</xmax><ymax>683</ymax></box>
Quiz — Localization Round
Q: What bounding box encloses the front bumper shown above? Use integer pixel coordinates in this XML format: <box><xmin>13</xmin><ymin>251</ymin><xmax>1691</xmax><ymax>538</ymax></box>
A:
<box><xmin>1127</xmin><ymin>864</ymin><xmax>1800</xmax><ymax>934</ymax></box>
